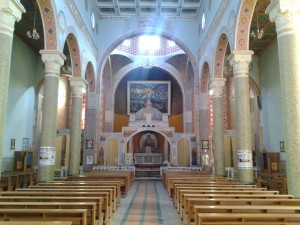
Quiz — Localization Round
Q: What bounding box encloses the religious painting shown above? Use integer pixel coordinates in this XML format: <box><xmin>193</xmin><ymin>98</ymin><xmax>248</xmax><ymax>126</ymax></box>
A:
<box><xmin>127</xmin><ymin>81</ymin><xmax>171</xmax><ymax>115</ymax></box>
<box><xmin>22</xmin><ymin>138</ymin><xmax>29</xmax><ymax>151</ymax></box>
<box><xmin>86</xmin><ymin>139</ymin><xmax>93</xmax><ymax>149</ymax></box>
<box><xmin>201</xmin><ymin>140</ymin><xmax>209</xmax><ymax>149</ymax></box>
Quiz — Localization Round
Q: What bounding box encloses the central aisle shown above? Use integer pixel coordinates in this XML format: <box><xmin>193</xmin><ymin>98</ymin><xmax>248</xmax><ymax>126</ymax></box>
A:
<box><xmin>111</xmin><ymin>180</ymin><xmax>180</xmax><ymax>225</ymax></box>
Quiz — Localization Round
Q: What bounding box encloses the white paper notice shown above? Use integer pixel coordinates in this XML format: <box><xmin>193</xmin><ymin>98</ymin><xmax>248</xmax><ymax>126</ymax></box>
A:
<box><xmin>39</xmin><ymin>147</ymin><xmax>56</xmax><ymax>166</ymax></box>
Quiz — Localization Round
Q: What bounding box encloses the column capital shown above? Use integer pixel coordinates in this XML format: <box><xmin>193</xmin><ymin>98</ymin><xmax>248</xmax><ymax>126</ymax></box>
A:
<box><xmin>266</xmin><ymin>0</ymin><xmax>300</xmax><ymax>38</ymax></box>
<box><xmin>208</xmin><ymin>78</ymin><xmax>226</xmax><ymax>98</ymax></box>
<box><xmin>69</xmin><ymin>77</ymin><xmax>88</xmax><ymax>97</ymax></box>
<box><xmin>228</xmin><ymin>51</ymin><xmax>253</xmax><ymax>78</ymax></box>
<box><xmin>266</xmin><ymin>0</ymin><xmax>300</xmax><ymax>22</ymax></box>
<box><xmin>0</xmin><ymin>0</ymin><xmax>26</xmax><ymax>22</ymax></box>
<box><xmin>40</xmin><ymin>50</ymin><xmax>66</xmax><ymax>65</ymax></box>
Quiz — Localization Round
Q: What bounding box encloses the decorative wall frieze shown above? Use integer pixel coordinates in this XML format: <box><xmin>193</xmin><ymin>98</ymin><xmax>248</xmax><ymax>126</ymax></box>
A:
<box><xmin>198</xmin><ymin>0</ymin><xmax>230</xmax><ymax>59</ymax></box>
<box><xmin>65</xmin><ymin>0</ymin><xmax>98</xmax><ymax>58</ymax></box>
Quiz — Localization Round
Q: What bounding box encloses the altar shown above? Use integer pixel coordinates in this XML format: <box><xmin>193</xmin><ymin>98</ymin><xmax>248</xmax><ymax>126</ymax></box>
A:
<box><xmin>134</xmin><ymin>153</ymin><xmax>162</xmax><ymax>165</ymax></box>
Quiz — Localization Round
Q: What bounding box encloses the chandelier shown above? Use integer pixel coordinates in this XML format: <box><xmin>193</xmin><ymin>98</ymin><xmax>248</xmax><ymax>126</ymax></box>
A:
<box><xmin>251</xmin><ymin>10</ymin><xmax>264</xmax><ymax>40</ymax></box>
<box><xmin>26</xmin><ymin>1</ymin><xmax>40</xmax><ymax>40</ymax></box>
<box><xmin>142</xmin><ymin>58</ymin><xmax>154</xmax><ymax>69</ymax></box>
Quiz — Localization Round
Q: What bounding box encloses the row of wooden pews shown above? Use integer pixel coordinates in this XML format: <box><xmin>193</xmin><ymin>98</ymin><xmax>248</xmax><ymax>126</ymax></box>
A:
<box><xmin>0</xmin><ymin>171</ymin><xmax>36</xmax><ymax>191</ymax></box>
<box><xmin>163</xmin><ymin>170</ymin><xmax>300</xmax><ymax>225</ymax></box>
<box><xmin>0</xmin><ymin>170</ymin><xmax>134</xmax><ymax>225</ymax></box>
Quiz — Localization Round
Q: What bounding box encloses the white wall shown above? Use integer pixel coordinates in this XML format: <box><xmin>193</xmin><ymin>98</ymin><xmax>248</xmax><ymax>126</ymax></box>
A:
<box><xmin>259</xmin><ymin>40</ymin><xmax>285</xmax><ymax>159</ymax></box>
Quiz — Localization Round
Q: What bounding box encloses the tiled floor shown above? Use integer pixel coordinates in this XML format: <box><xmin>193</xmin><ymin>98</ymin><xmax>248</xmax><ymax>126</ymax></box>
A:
<box><xmin>111</xmin><ymin>180</ymin><xmax>180</xmax><ymax>225</ymax></box>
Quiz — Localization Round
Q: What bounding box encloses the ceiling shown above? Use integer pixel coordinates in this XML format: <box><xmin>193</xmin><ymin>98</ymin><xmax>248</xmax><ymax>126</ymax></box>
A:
<box><xmin>249</xmin><ymin>0</ymin><xmax>277</xmax><ymax>55</ymax></box>
<box><xmin>95</xmin><ymin>0</ymin><xmax>202</xmax><ymax>17</ymax></box>
<box><xmin>14</xmin><ymin>0</ymin><xmax>276</xmax><ymax>57</ymax></box>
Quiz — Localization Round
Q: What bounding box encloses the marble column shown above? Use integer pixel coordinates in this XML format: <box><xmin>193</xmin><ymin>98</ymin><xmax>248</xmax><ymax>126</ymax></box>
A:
<box><xmin>129</xmin><ymin>138</ymin><xmax>133</xmax><ymax>154</ymax></box>
<box><xmin>229</xmin><ymin>50</ymin><xmax>254</xmax><ymax>184</ymax></box>
<box><xmin>68</xmin><ymin>77</ymin><xmax>87</xmax><ymax>176</ymax></box>
<box><xmin>209</xmin><ymin>78</ymin><xmax>226</xmax><ymax>176</ymax></box>
<box><xmin>0</xmin><ymin>0</ymin><xmax>25</xmax><ymax>177</ymax></box>
<box><xmin>163</xmin><ymin>138</ymin><xmax>169</xmax><ymax>164</ymax></box>
<box><xmin>266</xmin><ymin>0</ymin><xmax>300</xmax><ymax>196</ymax></box>
<box><xmin>38</xmin><ymin>50</ymin><xmax>65</xmax><ymax>182</ymax></box>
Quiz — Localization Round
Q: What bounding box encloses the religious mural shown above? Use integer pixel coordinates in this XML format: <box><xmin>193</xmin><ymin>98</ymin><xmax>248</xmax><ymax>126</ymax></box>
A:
<box><xmin>127</xmin><ymin>81</ymin><xmax>170</xmax><ymax>115</ymax></box>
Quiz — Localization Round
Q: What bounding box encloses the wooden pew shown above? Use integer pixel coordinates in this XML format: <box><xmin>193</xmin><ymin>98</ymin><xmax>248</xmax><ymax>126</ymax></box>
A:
<box><xmin>0</xmin><ymin>202</ymin><xmax>96</xmax><ymax>225</ymax></box>
<box><xmin>0</xmin><ymin>191</ymin><xmax>110</xmax><ymax>225</ymax></box>
<box><xmin>0</xmin><ymin>208</ymin><xmax>87</xmax><ymax>225</ymax></box>
<box><xmin>196</xmin><ymin>213</ymin><xmax>300</xmax><ymax>225</ymax></box>
<box><xmin>0</xmin><ymin>196</ymin><xmax>104</xmax><ymax>225</ymax></box>
<box><xmin>0</xmin><ymin>222</ymin><xmax>72</xmax><ymax>225</ymax></box>
<box><xmin>167</xmin><ymin>179</ymin><xmax>239</xmax><ymax>197</ymax></box>
<box><xmin>41</xmin><ymin>181</ymin><xmax>121</xmax><ymax>204</ymax></box>
<box><xmin>68</xmin><ymin>171</ymin><xmax>133</xmax><ymax>196</ymax></box>
<box><xmin>176</xmin><ymin>189</ymin><xmax>279</xmax><ymax>215</ymax></box>
<box><xmin>27</xmin><ymin>185</ymin><xmax>118</xmax><ymax>212</ymax></box>
<box><xmin>184</xmin><ymin>198</ymin><xmax>300</xmax><ymax>225</ymax></box>
<box><xmin>174</xmin><ymin>186</ymin><xmax>266</xmax><ymax>209</ymax></box>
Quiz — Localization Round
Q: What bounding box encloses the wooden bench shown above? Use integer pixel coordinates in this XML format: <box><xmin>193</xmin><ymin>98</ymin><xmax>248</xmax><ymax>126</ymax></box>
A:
<box><xmin>176</xmin><ymin>189</ymin><xmax>279</xmax><ymax>215</ymax></box>
<box><xmin>0</xmin><ymin>202</ymin><xmax>96</xmax><ymax>225</ymax></box>
<box><xmin>0</xmin><ymin>196</ymin><xmax>104</xmax><ymax>225</ymax></box>
<box><xmin>0</xmin><ymin>191</ymin><xmax>110</xmax><ymax>225</ymax></box>
<box><xmin>0</xmin><ymin>222</ymin><xmax>72</xmax><ymax>225</ymax></box>
<box><xmin>184</xmin><ymin>198</ymin><xmax>300</xmax><ymax>225</ymax></box>
<box><xmin>41</xmin><ymin>181</ymin><xmax>121</xmax><ymax>204</ymax></box>
<box><xmin>28</xmin><ymin>185</ymin><xmax>119</xmax><ymax>212</ymax></box>
<box><xmin>174</xmin><ymin>186</ymin><xmax>266</xmax><ymax>209</ymax></box>
<box><xmin>0</xmin><ymin>208</ymin><xmax>87</xmax><ymax>225</ymax></box>
<box><xmin>196</xmin><ymin>213</ymin><xmax>300</xmax><ymax>225</ymax></box>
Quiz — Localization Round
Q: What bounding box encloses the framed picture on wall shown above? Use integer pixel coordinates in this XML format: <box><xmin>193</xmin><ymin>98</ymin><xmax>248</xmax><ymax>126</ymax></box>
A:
<box><xmin>127</xmin><ymin>81</ymin><xmax>171</xmax><ymax>115</ymax></box>
<box><xmin>280</xmin><ymin>141</ymin><xmax>285</xmax><ymax>152</ymax></box>
<box><xmin>10</xmin><ymin>139</ymin><xmax>15</xmax><ymax>150</ymax></box>
<box><xmin>202</xmin><ymin>140</ymin><xmax>209</xmax><ymax>149</ymax></box>
<box><xmin>86</xmin><ymin>139</ymin><xmax>93</xmax><ymax>149</ymax></box>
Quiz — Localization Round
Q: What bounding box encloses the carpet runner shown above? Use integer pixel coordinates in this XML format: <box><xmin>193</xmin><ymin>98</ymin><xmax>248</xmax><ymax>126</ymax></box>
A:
<box><xmin>111</xmin><ymin>181</ymin><xmax>180</xmax><ymax>225</ymax></box>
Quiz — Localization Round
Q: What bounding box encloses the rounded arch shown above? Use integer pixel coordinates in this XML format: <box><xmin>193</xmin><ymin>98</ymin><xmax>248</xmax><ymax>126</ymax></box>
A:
<box><xmin>177</xmin><ymin>138</ymin><xmax>190</xmax><ymax>166</ymax></box>
<box><xmin>85</xmin><ymin>61</ymin><xmax>96</xmax><ymax>92</ymax></box>
<box><xmin>249</xmin><ymin>76</ymin><xmax>260</xmax><ymax>96</ymax></box>
<box><xmin>235</xmin><ymin>0</ymin><xmax>258</xmax><ymax>50</ymax></box>
<box><xmin>64</xmin><ymin>33</ymin><xmax>82</xmax><ymax>78</ymax></box>
<box><xmin>200</xmin><ymin>62</ymin><xmax>210</xmax><ymax>94</ymax></box>
<box><xmin>37</xmin><ymin>0</ymin><xmax>58</xmax><ymax>50</ymax></box>
<box><xmin>121</xmin><ymin>129</ymin><xmax>173</xmax><ymax>153</ymax></box>
<box><xmin>213</xmin><ymin>34</ymin><xmax>229</xmax><ymax>78</ymax></box>
<box><xmin>97</xmin><ymin>30</ymin><xmax>199</xmax><ymax>91</ymax></box>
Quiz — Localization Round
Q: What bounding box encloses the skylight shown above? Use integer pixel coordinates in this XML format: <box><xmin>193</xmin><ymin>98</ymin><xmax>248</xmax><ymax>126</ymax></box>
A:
<box><xmin>139</xmin><ymin>36</ymin><xmax>161</xmax><ymax>53</ymax></box>
<box><xmin>122</xmin><ymin>39</ymin><xmax>131</xmax><ymax>47</ymax></box>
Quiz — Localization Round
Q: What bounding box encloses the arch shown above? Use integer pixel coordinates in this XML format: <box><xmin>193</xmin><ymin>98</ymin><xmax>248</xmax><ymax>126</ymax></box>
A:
<box><xmin>200</xmin><ymin>62</ymin><xmax>210</xmax><ymax>93</ymax></box>
<box><xmin>85</xmin><ymin>61</ymin><xmax>96</xmax><ymax>92</ymax></box>
<box><xmin>213</xmin><ymin>34</ymin><xmax>229</xmax><ymax>78</ymax></box>
<box><xmin>235</xmin><ymin>0</ymin><xmax>258</xmax><ymax>50</ymax></box>
<box><xmin>121</xmin><ymin>128</ymin><xmax>173</xmax><ymax>153</ymax></box>
<box><xmin>177</xmin><ymin>138</ymin><xmax>190</xmax><ymax>166</ymax></box>
<box><xmin>65</xmin><ymin>33</ymin><xmax>82</xmax><ymax>77</ymax></box>
<box><xmin>37</xmin><ymin>0</ymin><xmax>58</xmax><ymax>50</ymax></box>
<box><xmin>249</xmin><ymin>77</ymin><xmax>260</xmax><ymax>97</ymax></box>
<box><xmin>106</xmin><ymin>138</ymin><xmax>119</xmax><ymax>166</ymax></box>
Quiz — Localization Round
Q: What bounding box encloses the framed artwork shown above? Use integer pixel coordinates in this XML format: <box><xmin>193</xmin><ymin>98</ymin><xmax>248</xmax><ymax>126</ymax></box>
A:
<box><xmin>22</xmin><ymin>138</ymin><xmax>29</xmax><ymax>151</ymax></box>
<box><xmin>10</xmin><ymin>139</ymin><xmax>15</xmax><ymax>150</ymax></box>
<box><xmin>202</xmin><ymin>140</ymin><xmax>209</xmax><ymax>149</ymax></box>
<box><xmin>127</xmin><ymin>81</ymin><xmax>171</xmax><ymax>115</ymax></box>
<box><xmin>280</xmin><ymin>141</ymin><xmax>285</xmax><ymax>152</ymax></box>
<box><xmin>86</xmin><ymin>139</ymin><xmax>93</xmax><ymax>149</ymax></box>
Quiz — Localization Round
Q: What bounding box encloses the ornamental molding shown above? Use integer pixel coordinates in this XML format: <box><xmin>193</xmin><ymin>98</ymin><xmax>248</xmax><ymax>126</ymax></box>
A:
<box><xmin>65</xmin><ymin>0</ymin><xmax>98</xmax><ymax>58</ymax></box>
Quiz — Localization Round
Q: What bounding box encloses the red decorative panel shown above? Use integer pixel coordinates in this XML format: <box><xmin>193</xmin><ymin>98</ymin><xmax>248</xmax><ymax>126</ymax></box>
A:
<box><xmin>214</xmin><ymin>35</ymin><xmax>228</xmax><ymax>78</ymax></box>
<box><xmin>38</xmin><ymin>0</ymin><xmax>58</xmax><ymax>50</ymax></box>
<box><xmin>67</xmin><ymin>34</ymin><xmax>81</xmax><ymax>78</ymax></box>
<box><xmin>236</xmin><ymin>0</ymin><xmax>257</xmax><ymax>50</ymax></box>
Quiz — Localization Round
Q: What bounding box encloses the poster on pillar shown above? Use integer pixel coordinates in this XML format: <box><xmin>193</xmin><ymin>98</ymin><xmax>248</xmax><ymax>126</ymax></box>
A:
<box><xmin>39</xmin><ymin>147</ymin><xmax>56</xmax><ymax>166</ymax></box>
<box><xmin>237</xmin><ymin>150</ymin><xmax>252</xmax><ymax>168</ymax></box>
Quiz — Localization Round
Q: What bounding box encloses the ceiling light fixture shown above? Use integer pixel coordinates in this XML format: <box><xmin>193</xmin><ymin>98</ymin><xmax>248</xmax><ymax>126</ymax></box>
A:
<box><xmin>251</xmin><ymin>10</ymin><xmax>264</xmax><ymax>40</ymax></box>
<box><xmin>26</xmin><ymin>1</ymin><xmax>40</xmax><ymax>40</ymax></box>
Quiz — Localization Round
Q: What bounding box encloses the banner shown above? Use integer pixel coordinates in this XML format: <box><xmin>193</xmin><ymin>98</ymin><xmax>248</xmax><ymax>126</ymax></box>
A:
<box><xmin>39</xmin><ymin>147</ymin><xmax>56</xmax><ymax>166</ymax></box>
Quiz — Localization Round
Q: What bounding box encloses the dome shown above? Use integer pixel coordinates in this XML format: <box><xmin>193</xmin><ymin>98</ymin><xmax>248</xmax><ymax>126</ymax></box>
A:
<box><xmin>135</xmin><ymin>99</ymin><xmax>163</xmax><ymax>121</ymax></box>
